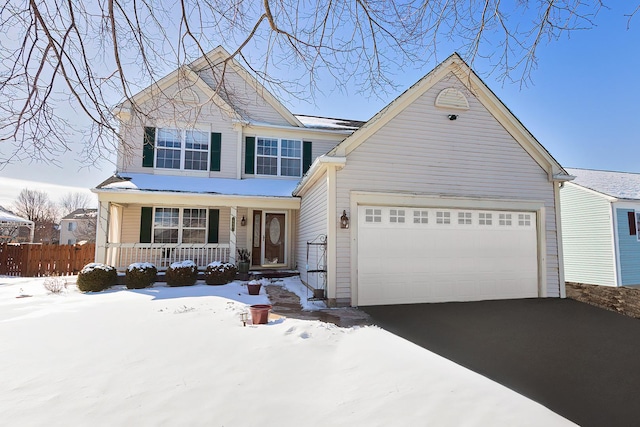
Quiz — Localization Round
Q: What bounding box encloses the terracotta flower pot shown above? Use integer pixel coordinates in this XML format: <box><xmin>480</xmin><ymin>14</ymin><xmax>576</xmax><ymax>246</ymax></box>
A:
<box><xmin>247</xmin><ymin>283</ymin><xmax>262</xmax><ymax>295</ymax></box>
<box><xmin>249</xmin><ymin>304</ymin><xmax>272</xmax><ymax>325</ymax></box>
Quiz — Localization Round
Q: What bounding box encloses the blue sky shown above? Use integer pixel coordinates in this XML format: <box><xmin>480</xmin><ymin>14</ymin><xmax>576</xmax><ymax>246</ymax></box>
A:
<box><xmin>0</xmin><ymin>2</ymin><xmax>638</xmax><ymax>195</ymax></box>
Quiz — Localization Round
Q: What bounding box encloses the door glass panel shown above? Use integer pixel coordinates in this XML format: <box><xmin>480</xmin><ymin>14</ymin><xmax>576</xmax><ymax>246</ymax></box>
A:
<box><xmin>264</xmin><ymin>213</ymin><xmax>285</xmax><ymax>264</ymax></box>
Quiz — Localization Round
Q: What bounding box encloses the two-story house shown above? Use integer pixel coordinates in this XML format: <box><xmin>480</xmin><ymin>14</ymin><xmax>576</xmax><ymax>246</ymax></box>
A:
<box><xmin>59</xmin><ymin>208</ymin><xmax>98</xmax><ymax>244</ymax></box>
<box><xmin>93</xmin><ymin>47</ymin><xmax>572</xmax><ymax>307</ymax></box>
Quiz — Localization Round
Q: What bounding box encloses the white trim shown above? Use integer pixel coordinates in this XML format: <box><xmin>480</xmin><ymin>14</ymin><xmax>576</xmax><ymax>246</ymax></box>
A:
<box><xmin>255</xmin><ymin>136</ymin><xmax>303</xmax><ymax>178</ymax></box>
<box><xmin>154</xmin><ymin>128</ymin><xmax>211</xmax><ymax>172</ymax></box>
<box><xmin>611</xmin><ymin>202</ymin><xmax>622</xmax><ymax>287</ymax></box>
<box><xmin>94</xmin><ymin>190</ymin><xmax>301</xmax><ymax>210</ymax></box>
<box><xmin>95</xmin><ymin>201</ymin><xmax>110</xmax><ymax>264</ymax></box>
<box><xmin>554</xmin><ymin>183</ymin><xmax>567</xmax><ymax>298</ymax></box>
<box><xmin>293</xmin><ymin>155</ymin><xmax>347</xmax><ymax>196</ymax></box>
<box><xmin>327</xmin><ymin>166</ymin><xmax>338</xmax><ymax>302</ymax></box>
<box><xmin>349</xmin><ymin>191</ymin><xmax>547</xmax><ymax>306</ymax></box>
<box><xmin>261</xmin><ymin>210</ymin><xmax>289</xmax><ymax>267</ymax></box>
<box><xmin>328</xmin><ymin>53</ymin><xmax>567</xmax><ymax>180</ymax></box>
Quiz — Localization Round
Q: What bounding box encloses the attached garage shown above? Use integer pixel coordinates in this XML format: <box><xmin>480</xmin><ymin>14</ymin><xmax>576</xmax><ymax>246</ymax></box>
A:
<box><xmin>357</xmin><ymin>205</ymin><xmax>539</xmax><ymax>305</ymax></box>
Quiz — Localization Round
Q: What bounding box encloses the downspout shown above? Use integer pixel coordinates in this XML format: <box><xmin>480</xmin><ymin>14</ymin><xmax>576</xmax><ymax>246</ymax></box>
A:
<box><xmin>554</xmin><ymin>182</ymin><xmax>567</xmax><ymax>298</ymax></box>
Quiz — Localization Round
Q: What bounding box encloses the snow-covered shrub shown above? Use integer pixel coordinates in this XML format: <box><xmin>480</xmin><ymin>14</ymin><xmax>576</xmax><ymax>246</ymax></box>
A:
<box><xmin>125</xmin><ymin>262</ymin><xmax>157</xmax><ymax>289</ymax></box>
<box><xmin>43</xmin><ymin>276</ymin><xmax>67</xmax><ymax>294</ymax></box>
<box><xmin>204</xmin><ymin>261</ymin><xmax>237</xmax><ymax>285</ymax></box>
<box><xmin>165</xmin><ymin>260</ymin><xmax>198</xmax><ymax>287</ymax></box>
<box><xmin>77</xmin><ymin>263</ymin><xmax>117</xmax><ymax>292</ymax></box>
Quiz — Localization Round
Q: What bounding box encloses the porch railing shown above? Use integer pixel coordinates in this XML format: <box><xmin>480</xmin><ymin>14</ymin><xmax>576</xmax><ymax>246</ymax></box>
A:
<box><xmin>105</xmin><ymin>243</ymin><xmax>231</xmax><ymax>270</ymax></box>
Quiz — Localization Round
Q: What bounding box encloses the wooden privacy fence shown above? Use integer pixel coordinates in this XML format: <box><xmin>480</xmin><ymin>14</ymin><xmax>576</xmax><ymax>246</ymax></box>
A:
<box><xmin>0</xmin><ymin>243</ymin><xmax>95</xmax><ymax>277</ymax></box>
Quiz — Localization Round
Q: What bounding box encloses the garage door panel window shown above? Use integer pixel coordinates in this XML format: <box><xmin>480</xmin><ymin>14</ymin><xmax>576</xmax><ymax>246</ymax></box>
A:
<box><xmin>365</xmin><ymin>208</ymin><xmax>382</xmax><ymax>223</ymax></box>
<box><xmin>413</xmin><ymin>210</ymin><xmax>428</xmax><ymax>224</ymax></box>
<box><xmin>479</xmin><ymin>212</ymin><xmax>493</xmax><ymax>226</ymax></box>
<box><xmin>499</xmin><ymin>213</ymin><xmax>513</xmax><ymax>226</ymax></box>
<box><xmin>518</xmin><ymin>214</ymin><xmax>532</xmax><ymax>227</ymax></box>
<box><xmin>389</xmin><ymin>209</ymin><xmax>406</xmax><ymax>224</ymax></box>
<box><xmin>436</xmin><ymin>211</ymin><xmax>451</xmax><ymax>224</ymax></box>
<box><xmin>458</xmin><ymin>212</ymin><xmax>472</xmax><ymax>225</ymax></box>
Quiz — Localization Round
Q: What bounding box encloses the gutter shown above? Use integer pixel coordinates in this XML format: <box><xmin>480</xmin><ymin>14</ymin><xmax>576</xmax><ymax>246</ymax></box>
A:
<box><xmin>292</xmin><ymin>155</ymin><xmax>347</xmax><ymax>196</ymax></box>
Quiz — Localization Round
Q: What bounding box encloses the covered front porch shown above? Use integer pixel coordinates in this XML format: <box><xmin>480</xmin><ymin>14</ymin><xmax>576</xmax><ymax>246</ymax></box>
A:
<box><xmin>94</xmin><ymin>188</ymin><xmax>300</xmax><ymax>271</ymax></box>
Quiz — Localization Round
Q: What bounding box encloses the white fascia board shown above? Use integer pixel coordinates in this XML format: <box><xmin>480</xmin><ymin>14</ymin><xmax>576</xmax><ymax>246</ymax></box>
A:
<box><xmin>93</xmin><ymin>189</ymin><xmax>301</xmax><ymax>210</ymax></box>
<box><xmin>331</xmin><ymin>53</ymin><xmax>567</xmax><ymax>180</ymax></box>
<box><xmin>553</xmin><ymin>173</ymin><xmax>575</xmax><ymax>182</ymax></box>
<box><xmin>241</xmin><ymin>120</ymin><xmax>353</xmax><ymax>137</ymax></box>
<box><xmin>292</xmin><ymin>156</ymin><xmax>346</xmax><ymax>196</ymax></box>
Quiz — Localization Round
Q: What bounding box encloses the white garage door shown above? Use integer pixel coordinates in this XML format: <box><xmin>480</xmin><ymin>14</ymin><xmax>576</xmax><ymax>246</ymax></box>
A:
<box><xmin>357</xmin><ymin>206</ymin><xmax>539</xmax><ymax>305</ymax></box>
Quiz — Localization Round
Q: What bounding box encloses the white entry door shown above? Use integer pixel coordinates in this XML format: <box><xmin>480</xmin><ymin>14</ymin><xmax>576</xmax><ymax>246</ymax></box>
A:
<box><xmin>357</xmin><ymin>206</ymin><xmax>539</xmax><ymax>306</ymax></box>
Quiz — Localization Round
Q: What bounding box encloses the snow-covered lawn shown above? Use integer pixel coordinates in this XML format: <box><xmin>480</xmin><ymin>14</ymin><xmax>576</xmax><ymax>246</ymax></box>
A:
<box><xmin>0</xmin><ymin>276</ymin><xmax>574</xmax><ymax>426</ymax></box>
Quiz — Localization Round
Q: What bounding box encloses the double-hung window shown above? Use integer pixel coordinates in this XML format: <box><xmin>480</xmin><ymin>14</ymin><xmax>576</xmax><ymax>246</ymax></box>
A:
<box><xmin>156</xmin><ymin>128</ymin><xmax>209</xmax><ymax>171</ymax></box>
<box><xmin>153</xmin><ymin>208</ymin><xmax>207</xmax><ymax>244</ymax></box>
<box><xmin>256</xmin><ymin>137</ymin><xmax>302</xmax><ymax>177</ymax></box>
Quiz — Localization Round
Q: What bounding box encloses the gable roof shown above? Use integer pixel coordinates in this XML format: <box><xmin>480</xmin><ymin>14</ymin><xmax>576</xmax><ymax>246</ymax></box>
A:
<box><xmin>115</xmin><ymin>62</ymin><xmax>239</xmax><ymax>121</ymax></box>
<box><xmin>327</xmin><ymin>53</ymin><xmax>571</xmax><ymax>182</ymax></box>
<box><xmin>0</xmin><ymin>206</ymin><xmax>33</xmax><ymax>225</ymax></box>
<box><xmin>189</xmin><ymin>46</ymin><xmax>304</xmax><ymax>127</ymax></box>
<box><xmin>295</xmin><ymin>114</ymin><xmax>365</xmax><ymax>131</ymax></box>
<box><xmin>565</xmin><ymin>168</ymin><xmax>640</xmax><ymax>200</ymax></box>
<box><xmin>61</xmin><ymin>209</ymin><xmax>98</xmax><ymax>221</ymax></box>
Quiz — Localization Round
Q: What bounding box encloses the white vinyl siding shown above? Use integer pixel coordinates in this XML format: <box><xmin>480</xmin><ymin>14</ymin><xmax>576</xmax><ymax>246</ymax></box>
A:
<box><xmin>117</xmin><ymin>83</ymin><xmax>237</xmax><ymax>178</ymax></box>
<box><xmin>196</xmin><ymin>66</ymin><xmax>292</xmax><ymax>126</ymax></box>
<box><xmin>560</xmin><ymin>183</ymin><xmax>616</xmax><ymax>286</ymax></box>
<box><xmin>296</xmin><ymin>172</ymin><xmax>328</xmax><ymax>288</ymax></box>
<box><xmin>335</xmin><ymin>73</ymin><xmax>561</xmax><ymax>302</ymax></box>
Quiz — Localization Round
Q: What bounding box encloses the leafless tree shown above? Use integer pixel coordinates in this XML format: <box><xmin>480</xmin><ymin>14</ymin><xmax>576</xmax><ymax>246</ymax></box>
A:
<box><xmin>12</xmin><ymin>188</ymin><xmax>59</xmax><ymax>243</ymax></box>
<box><xmin>13</xmin><ymin>189</ymin><xmax>58</xmax><ymax>222</ymax></box>
<box><xmin>0</xmin><ymin>1</ymin><xmax>637</xmax><ymax>166</ymax></box>
<box><xmin>59</xmin><ymin>192</ymin><xmax>94</xmax><ymax>217</ymax></box>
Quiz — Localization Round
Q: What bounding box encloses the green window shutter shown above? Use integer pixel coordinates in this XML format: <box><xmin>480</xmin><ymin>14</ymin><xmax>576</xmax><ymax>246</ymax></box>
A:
<box><xmin>245</xmin><ymin>136</ymin><xmax>255</xmax><ymax>174</ymax></box>
<box><xmin>142</xmin><ymin>127</ymin><xmax>156</xmax><ymax>168</ymax></box>
<box><xmin>140</xmin><ymin>207</ymin><xmax>153</xmax><ymax>243</ymax></box>
<box><xmin>303</xmin><ymin>141</ymin><xmax>313</xmax><ymax>174</ymax></box>
<box><xmin>210</xmin><ymin>132</ymin><xmax>222</xmax><ymax>172</ymax></box>
<box><xmin>208</xmin><ymin>209</ymin><xmax>220</xmax><ymax>243</ymax></box>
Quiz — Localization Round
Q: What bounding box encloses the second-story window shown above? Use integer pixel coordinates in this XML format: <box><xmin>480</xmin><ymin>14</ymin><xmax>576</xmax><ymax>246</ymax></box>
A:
<box><xmin>156</xmin><ymin>128</ymin><xmax>209</xmax><ymax>171</ymax></box>
<box><xmin>256</xmin><ymin>137</ymin><xmax>302</xmax><ymax>177</ymax></box>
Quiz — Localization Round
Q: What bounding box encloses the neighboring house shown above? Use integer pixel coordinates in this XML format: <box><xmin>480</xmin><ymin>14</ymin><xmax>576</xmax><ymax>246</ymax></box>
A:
<box><xmin>59</xmin><ymin>209</ymin><xmax>98</xmax><ymax>245</ymax></box>
<box><xmin>560</xmin><ymin>168</ymin><xmax>640</xmax><ymax>287</ymax></box>
<box><xmin>93</xmin><ymin>47</ymin><xmax>572</xmax><ymax>306</ymax></box>
<box><xmin>0</xmin><ymin>206</ymin><xmax>34</xmax><ymax>243</ymax></box>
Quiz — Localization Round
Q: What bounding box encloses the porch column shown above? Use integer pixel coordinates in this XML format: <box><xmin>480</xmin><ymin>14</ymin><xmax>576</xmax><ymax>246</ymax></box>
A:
<box><xmin>230</xmin><ymin>206</ymin><xmax>237</xmax><ymax>264</ymax></box>
<box><xmin>95</xmin><ymin>200</ymin><xmax>110</xmax><ymax>264</ymax></box>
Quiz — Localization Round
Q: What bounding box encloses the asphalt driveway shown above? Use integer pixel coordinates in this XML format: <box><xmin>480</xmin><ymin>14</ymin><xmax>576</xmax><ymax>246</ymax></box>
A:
<box><xmin>363</xmin><ymin>298</ymin><xmax>640</xmax><ymax>427</ymax></box>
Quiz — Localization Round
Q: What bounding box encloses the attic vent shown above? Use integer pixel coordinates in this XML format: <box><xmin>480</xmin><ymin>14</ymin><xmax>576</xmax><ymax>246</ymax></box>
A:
<box><xmin>173</xmin><ymin>88</ymin><xmax>200</xmax><ymax>104</ymax></box>
<box><xmin>435</xmin><ymin>88</ymin><xmax>469</xmax><ymax>111</ymax></box>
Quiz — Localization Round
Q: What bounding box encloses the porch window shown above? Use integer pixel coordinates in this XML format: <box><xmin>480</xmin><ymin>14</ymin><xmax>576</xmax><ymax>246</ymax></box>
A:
<box><xmin>153</xmin><ymin>208</ymin><xmax>207</xmax><ymax>244</ymax></box>
<box><xmin>256</xmin><ymin>137</ymin><xmax>302</xmax><ymax>177</ymax></box>
<box><xmin>156</xmin><ymin>128</ymin><xmax>209</xmax><ymax>171</ymax></box>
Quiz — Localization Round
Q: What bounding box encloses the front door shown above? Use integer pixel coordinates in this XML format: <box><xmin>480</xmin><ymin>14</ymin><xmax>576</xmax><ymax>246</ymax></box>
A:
<box><xmin>264</xmin><ymin>213</ymin><xmax>286</xmax><ymax>265</ymax></box>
